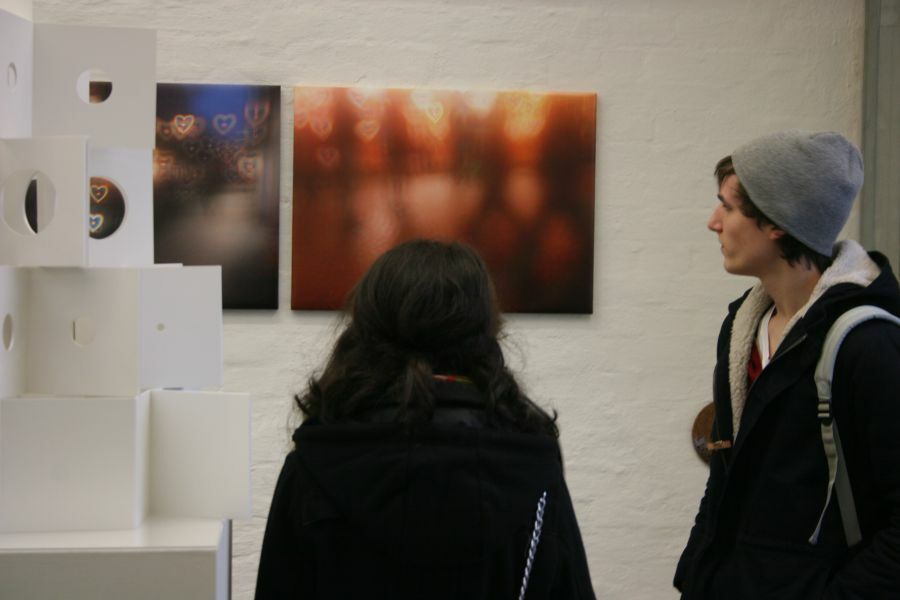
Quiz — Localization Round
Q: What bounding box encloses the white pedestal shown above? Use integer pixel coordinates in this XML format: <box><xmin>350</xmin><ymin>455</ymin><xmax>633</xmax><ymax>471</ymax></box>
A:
<box><xmin>0</xmin><ymin>517</ymin><xmax>230</xmax><ymax>600</ymax></box>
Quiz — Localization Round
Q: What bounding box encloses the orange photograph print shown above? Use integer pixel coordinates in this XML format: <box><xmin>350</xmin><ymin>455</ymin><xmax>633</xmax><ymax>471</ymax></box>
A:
<box><xmin>291</xmin><ymin>86</ymin><xmax>597</xmax><ymax>313</ymax></box>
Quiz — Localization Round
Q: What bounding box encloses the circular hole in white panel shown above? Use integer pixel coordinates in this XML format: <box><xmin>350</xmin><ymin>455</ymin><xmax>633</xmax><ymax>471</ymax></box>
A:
<box><xmin>156</xmin><ymin>323</ymin><xmax>166</xmax><ymax>332</ymax></box>
<box><xmin>1</xmin><ymin>170</ymin><xmax>57</xmax><ymax>236</ymax></box>
<box><xmin>72</xmin><ymin>317</ymin><xmax>96</xmax><ymax>347</ymax></box>
<box><xmin>76</xmin><ymin>68</ymin><xmax>113</xmax><ymax>104</ymax></box>
<box><xmin>2</xmin><ymin>314</ymin><xmax>12</xmax><ymax>351</ymax></box>
<box><xmin>6</xmin><ymin>63</ymin><xmax>16</xmax><ymax>88</ymax></box>
<box><xmin>89</xmin><ymin>176</ymin><xmax>126</xmax><ymax>239</ymax></box>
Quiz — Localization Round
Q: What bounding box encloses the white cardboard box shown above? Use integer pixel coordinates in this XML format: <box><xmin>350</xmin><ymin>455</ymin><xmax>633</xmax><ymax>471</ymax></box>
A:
<box><xmin>0</xmin><ymin>267</ymin><xmax>25</xmax><ymax>400</ymax></box>
<box><xmin>0</xmin><ymin>8</ymin><xmax>33</xmax><ymax>138</ymax></box>
<box><xmin>0</xmin><ymin>394</ymin><xmax>150</xmax><ymax>533</ymax></box>
<box><xmin>32</xmin><ymin>23</ymin><xmax>156</xmax><ymax>149</ymax></box>
<box><xmin>0</xmin><ymin>266</ymin><xmax>222</xmax><ymax>399</ymax></box>
<box><xmin>0</xmin><ymin>390</ymin><xmax>250</xmax><ymax>533</ymax></box>
<box><xmin>0</xmin><ymin>139</ymin><xmax>156</xmax><ymax>269</ymax></box>
<box><xmin>150</xmin><ymin>391</ymin><xmax>252</xmax><ymax>520</ymax></box>
<box><xmin>0</xmin><ymin>1</ymin><xmax>31</xmax><ymax>21</ymax></box>
<box><xmin>137</xmin><ymin>267</ymin><xmax>223</xmax><ymax>392</ymax></box>
<box><xmin>0</xmin><ymin>136</ymin><xmax>88</xmax><ymax>267</ymax></box>
<box><xmin>88</xmin><ymin>147</ymin><xmax>155</xmax><ymax>267</ymax></box>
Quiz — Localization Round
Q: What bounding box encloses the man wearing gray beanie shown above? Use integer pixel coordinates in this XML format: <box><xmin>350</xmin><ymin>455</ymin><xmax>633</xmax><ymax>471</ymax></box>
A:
<box><xmin>675</xmin><ymin>130</ymin><xmax>900</xmax><ymax>599</ymax></box>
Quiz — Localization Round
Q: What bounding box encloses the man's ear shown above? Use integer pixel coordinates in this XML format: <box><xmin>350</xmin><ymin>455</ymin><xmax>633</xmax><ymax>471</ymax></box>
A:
<box><xmin>768</xmin><ymin>227</ymin><xmax>786</xmax><ymax>241</ymax></box>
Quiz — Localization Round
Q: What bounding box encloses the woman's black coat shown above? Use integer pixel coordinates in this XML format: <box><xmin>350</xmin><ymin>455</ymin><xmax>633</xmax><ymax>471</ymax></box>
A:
<box><xmin>256</xmin><ymin>381</ymin><xmax>595</xmax><ymax>599</ymax></box>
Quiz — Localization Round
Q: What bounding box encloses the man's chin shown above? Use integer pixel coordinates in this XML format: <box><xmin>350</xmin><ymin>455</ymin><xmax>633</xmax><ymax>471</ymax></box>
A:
<box><xmin>722</xmin><ymin>260</ymin><xmax>741</xmax><ymax>275</ymax></box>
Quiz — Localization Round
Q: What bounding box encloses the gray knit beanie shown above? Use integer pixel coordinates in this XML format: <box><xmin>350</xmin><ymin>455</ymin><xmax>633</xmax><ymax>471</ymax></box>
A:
<box><xmin>731</xmin><ymin>130</ymin><xmax>863</xmax><ymax>256</ymax></box>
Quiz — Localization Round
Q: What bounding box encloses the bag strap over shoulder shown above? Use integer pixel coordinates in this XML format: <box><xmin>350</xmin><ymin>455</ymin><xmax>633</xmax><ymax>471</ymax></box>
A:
<box><xmin>518</xmin><ymin>491</ymin><xmax>548</xmax><ymax>600</ymax></box>
<box><xmin>809</xmin><ymin>305</ymin><xmax>900</xmax><ymax>547</ymax></box>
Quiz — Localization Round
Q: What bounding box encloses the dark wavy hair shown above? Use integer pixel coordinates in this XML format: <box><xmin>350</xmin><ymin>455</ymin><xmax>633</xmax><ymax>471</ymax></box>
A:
<box><xmin>295</xmin><ymin>239</ymin><xmax>558</xmax><ymax>437</ymax></box>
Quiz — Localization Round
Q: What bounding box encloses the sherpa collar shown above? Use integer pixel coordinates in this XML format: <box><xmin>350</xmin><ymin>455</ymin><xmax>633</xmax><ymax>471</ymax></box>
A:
<box><xmin>728</xmin><ymin>240</ymin><xmax>880</xmax><ymax>437</ymax></box>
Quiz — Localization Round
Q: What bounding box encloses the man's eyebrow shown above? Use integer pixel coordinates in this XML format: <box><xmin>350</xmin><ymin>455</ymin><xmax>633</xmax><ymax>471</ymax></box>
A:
<box><xmin>716</xmin><ymin>194</ymin><xmax>726</xmax><ymax>202</ymax></box>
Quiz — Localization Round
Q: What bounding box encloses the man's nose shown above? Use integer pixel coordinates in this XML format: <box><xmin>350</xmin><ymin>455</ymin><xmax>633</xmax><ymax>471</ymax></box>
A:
<box><xmin>707</xmin><ymin>206</ymin><xmax>721</xmax><ymax>232</ymax></box>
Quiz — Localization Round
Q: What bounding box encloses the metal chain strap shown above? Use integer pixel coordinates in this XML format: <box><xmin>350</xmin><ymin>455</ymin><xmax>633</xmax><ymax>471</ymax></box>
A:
<box><xmin>518</xmin><ymin>491</ymin><xmax>548</xmax><ymax>600</ymax></box>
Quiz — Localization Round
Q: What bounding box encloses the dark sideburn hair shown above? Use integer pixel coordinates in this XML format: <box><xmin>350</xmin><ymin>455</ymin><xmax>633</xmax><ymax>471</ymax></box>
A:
<box><xmin>714</xmin><ymin>155</ymin><xmax>833</xmax><ymax>272</ymax></box>
<box><xmin>295</xmin><ymin>239</ymin><xmax>559</xmax><ymax>437</ymax></box>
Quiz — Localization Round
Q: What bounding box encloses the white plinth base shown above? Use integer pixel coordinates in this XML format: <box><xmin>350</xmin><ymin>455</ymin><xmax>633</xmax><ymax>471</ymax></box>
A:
<box><xmin>0</xmin><ymin>517</ymin><xmax>230</xmax><ymax>600</ymax></box>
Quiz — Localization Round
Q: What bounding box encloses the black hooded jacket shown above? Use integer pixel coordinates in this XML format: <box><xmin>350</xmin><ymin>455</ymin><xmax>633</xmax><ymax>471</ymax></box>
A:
<box><xmin>675</xmin><ymin>245</ymin><xmax>900</xmax><ymax>599</ymax></box>
<box><xmin>256</xmin><ymin>380</ymin><xmax>595</xmax><ymax>599</ymax></box>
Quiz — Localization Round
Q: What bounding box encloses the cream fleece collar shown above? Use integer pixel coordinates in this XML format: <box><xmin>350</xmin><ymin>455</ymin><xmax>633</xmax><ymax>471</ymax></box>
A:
<box><xmin>728</xmin><ymin>240</ymin><xmax>880</xmax><ymax>437</ymax></box>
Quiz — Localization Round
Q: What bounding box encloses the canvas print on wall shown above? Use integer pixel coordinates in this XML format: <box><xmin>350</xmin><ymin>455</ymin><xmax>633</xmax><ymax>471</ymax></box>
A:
<box><xmin>154</xmin><ymin>83</ymin><xmax>280</xmax><ymax>309</ymax></box>
<box><xmin>291</xmin><ymin>86</ymin><xmax>596</xmax><ymax>313</ymax></box>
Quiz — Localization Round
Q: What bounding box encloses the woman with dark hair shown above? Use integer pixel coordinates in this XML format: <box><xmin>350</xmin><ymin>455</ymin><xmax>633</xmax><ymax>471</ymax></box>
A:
<box><xmin>255</xmin><ymin>239</ymin><xmax>595</xmax><ymax>599</ymax></box>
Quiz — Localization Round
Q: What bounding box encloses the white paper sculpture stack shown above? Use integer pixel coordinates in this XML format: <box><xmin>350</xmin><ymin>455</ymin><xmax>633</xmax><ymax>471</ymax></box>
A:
<box><xmin>0</xmin><ymin>3</ymin><xmax>251</xmax><ymax>599</ymax></box>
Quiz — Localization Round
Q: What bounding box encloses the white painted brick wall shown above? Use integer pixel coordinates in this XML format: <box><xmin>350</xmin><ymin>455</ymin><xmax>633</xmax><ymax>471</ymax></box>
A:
<box><xmin>30</xmin><ymin>1</ymin><xmax>865</xmax><ymax>597</ymax></box>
